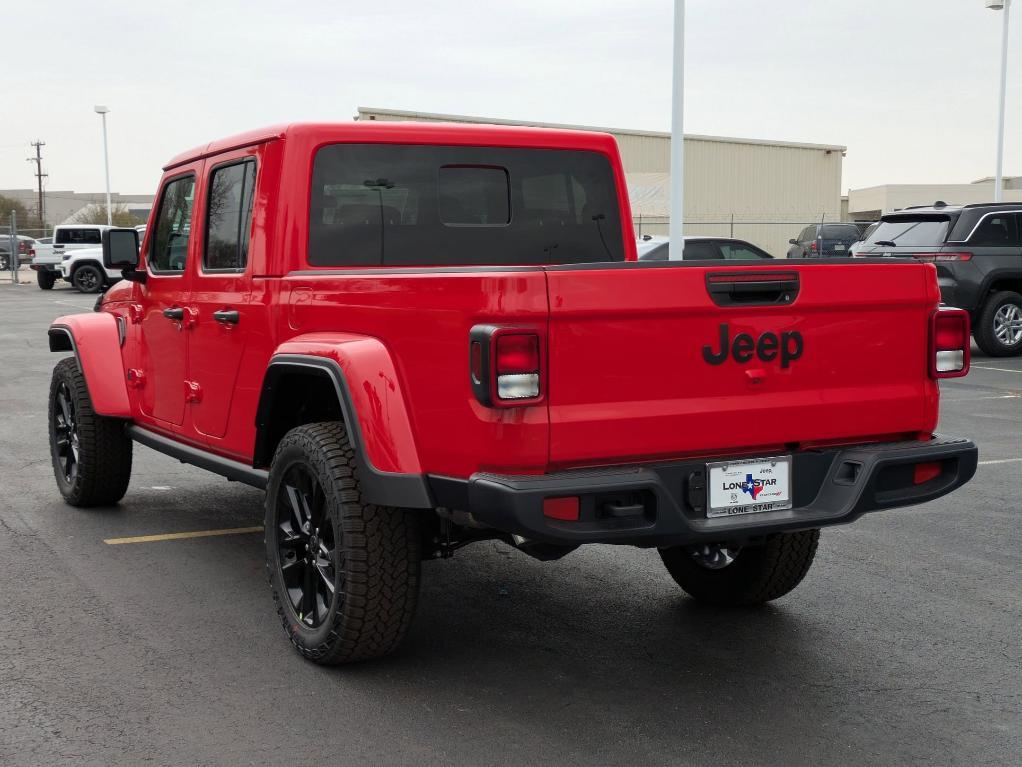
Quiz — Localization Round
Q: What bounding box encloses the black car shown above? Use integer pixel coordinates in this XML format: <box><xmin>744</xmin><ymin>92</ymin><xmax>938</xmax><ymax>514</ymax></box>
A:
<box><xmin>787</xmin><ymin>223</ymin><xmax>862</xmax><ymax>258</ymax></box>
<box><xmin>638</xmin><ymin>236</ymin><xmax>773</xmax><ymax>261</ymax></box>
<box><xmin>855</xmin><ymin>202</ymin><xmax>1022</xmax><ymax>356</ymax></box>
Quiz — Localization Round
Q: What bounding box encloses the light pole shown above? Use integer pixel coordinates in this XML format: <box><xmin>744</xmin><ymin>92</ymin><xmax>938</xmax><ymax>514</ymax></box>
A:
<box><xmin>986</xmin><ymin>1</ymin><xmax>1011</xmax><ymax>203</ymax></box>
<box><xmin>94</xmin><ymin>105</ymin><xmax>112</xmax><ymax>225</ymax></box>
<box><xmin>669</xmin><ymin>0</ymin><xmax>685</xmax><ymax>259</ymax></box>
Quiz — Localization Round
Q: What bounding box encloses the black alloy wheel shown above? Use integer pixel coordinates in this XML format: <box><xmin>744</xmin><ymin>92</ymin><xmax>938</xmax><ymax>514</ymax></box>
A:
<box><xmin>274</xmin><ymin>463</ymin><xmax>338</xmax><ymax>629</ymax></box>
<box><xmin>51</xmin><ymin>380</ymin><xmax>79</xmax><ymax>485</ymax></box>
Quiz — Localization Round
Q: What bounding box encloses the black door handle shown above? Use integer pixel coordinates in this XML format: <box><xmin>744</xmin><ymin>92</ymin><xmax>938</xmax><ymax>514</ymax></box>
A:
<box><xmin>163</xmin><ymin>307</ymin><xmax>184</xmax><ymax>321</ymax></box>
<box><xmin>212</xmin><ymin>309</ymin><xmax>240</xmax><ymax>324</ymax></box>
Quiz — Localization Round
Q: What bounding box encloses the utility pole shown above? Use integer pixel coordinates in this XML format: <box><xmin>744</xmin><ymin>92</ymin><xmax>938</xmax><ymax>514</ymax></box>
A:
<box><xmin>27</xmin><ymin>141</ymin><xmax>47</xmax><ymax>228</ymax></box>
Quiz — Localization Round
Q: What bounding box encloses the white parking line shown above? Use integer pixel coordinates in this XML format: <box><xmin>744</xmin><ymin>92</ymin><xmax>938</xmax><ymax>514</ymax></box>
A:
<box><xmin>970</xmin><ymin>365</ymin><xmax>1022</xmax><ymax>374</ymax></box>
<box><xmin>977</xmin><ymin>458</ymin><xmax>1022</xmax><ymax>466</ymax></box>
<box><xmin>941</xmin><ymin>394</ymin><xmax>1022</xmax><ymax>402</ymax></box>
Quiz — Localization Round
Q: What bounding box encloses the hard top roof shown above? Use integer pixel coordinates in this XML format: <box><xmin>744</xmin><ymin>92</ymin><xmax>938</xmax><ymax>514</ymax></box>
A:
<box><xmin>163</xmin><ymin>121</ymin><xmax>620</xmax><ymax>171</ymax></box>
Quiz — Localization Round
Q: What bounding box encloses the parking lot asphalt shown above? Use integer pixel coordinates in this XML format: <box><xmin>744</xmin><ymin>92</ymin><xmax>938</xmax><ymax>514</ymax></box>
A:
<box><xmin>0</xmin><ymin>283</ymin><xmax>1019</xmax><ymax>766</ymax></box>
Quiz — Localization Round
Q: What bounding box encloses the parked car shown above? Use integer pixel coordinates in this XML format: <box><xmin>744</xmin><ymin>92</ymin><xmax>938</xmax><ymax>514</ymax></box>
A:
<box><xmin>637</xmin><ymin>235</ymin><xmax>774</xmax><ymax>260</ymax></box>
<box><xmin>0</xmin><ymin>235</ymin><xmax>37</xmax><ymax>270</ymax></box>
<box><xmin>854</xmin><ymin>202</ymin><xmax>1022</xmax><ymax>356</ymax></box>
<box><xmin>787</xmin><ymin>223</ymin><xmax>862</xmax><ymax>258</ymax></box>
<box><xmin>59</xmin><ymin>247</ymin><xmax>122</xmax><ymax>293</ymax></box>
<box><xmin>46</xmin><ymin>122</ymin><xmax>976</xmax><ymax>665</ymax></box>
<box><xmin>31</xmin><ymin>224</ymin><xmax>113</xmax><ymax>289</ymax></box>
<box><xmin>848</xmin><ymin>222</ymin><xmax>880</xmax><ymax>257</ymax></box>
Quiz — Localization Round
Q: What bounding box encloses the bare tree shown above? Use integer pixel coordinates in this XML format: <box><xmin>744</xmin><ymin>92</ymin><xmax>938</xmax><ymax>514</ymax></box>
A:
<box><xmin>71</xmin><ymin>203</ymin><xmax>143</xmax><ymax>227</ymax></box>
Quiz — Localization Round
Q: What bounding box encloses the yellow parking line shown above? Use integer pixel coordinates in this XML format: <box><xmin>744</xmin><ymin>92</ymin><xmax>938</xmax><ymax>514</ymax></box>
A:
<box><xmin>104</xmin><ymin>526</ymin><xmax>264</xmax><ymax>545</ymax></box>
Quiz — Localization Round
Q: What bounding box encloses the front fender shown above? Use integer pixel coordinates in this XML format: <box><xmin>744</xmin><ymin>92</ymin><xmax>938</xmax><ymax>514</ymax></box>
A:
<box><xmin>49</xmin><ymin>313</ymin><xmax>130</xmax><ymax>418</ymax></box>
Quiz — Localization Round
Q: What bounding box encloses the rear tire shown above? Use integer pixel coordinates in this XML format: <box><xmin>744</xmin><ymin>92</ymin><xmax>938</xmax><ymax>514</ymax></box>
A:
<box><xmin>975</xmin><ymin>291</ymin><xmax>1022</xmax><ymax>357</ymax></box>
<box><xmin>659</xmin><ymin>530</ymin><xmax>820</xmax><ymax>606</ymax></box>
<box><xmin>71</xmin><ymin>264</ymin><xmax>103</xmax><ymax>293</ymax></box>
<box><xmin>265</xmin><ymin>422</ymin><xmax>422</xmax><ymax>664</ymax></box>
<box><xmin>48</xmin><ymin>357</ymin><xmax>132</xmax><ymax>507</ymax></box>
<box><xmin>37</xmin><ymin>270</ymin><xmax>55</xmax><ymax>290</ymax></box>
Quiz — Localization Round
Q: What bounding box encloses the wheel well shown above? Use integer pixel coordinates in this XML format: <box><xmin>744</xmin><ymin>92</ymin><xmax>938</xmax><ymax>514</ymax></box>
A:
<box><xmin>254</xmin><ymin>368</ymin><xmax>345</xmax><ymax>468</ymax></box>
<box><xmin>986</xmin><ymin>279</ymin><xmax>1022</xmax><ymax>300</ymax></box>
<box><xmin>71</xmin><ymin>260</ymin><xmax>104</xmax><ymax>276</ymax></box>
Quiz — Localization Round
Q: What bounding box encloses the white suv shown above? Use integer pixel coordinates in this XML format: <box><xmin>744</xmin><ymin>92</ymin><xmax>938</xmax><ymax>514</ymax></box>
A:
<box><xmin>31</xmin><ymin>224</ymin><xmax>113</xmax><ymax>290</ymax></box>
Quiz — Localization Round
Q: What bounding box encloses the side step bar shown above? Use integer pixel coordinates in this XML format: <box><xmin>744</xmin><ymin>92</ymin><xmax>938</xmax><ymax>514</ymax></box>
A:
<box><xmin>126</xmin><ymin>425</ymin><xmax>268</xmax><ymax>489</ymax></box>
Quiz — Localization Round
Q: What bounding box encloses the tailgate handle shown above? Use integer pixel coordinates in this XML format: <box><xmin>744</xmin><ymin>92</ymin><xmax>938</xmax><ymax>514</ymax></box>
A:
<box><xmin>706</xmin><ymin>271</ymin><xmax>799</xmax><ymax>307</ymax></box>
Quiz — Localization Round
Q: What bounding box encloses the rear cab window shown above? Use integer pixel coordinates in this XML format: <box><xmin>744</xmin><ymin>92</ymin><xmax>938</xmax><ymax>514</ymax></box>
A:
<box><xmin>821</xmin><ymin>225</ymin><xmax>859</xmax><ymax>241</ymax></box>
<box><xmin>307</xmin><ymin>144</ymin><xmax>625</xmax><ymax>267</ymax></box>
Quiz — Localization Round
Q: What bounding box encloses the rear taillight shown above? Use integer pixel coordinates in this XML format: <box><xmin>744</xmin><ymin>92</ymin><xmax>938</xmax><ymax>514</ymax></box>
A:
<box><xmin>930</xmin><ymin>309</ymin><xmax>970</xmax><ymax>379</ymax></box>
<box><xmin>28</xmin><ymin>248</ymin><xmax>35</xmax><ymax>257</ymax></box>
<box><xmin>809</xmin><ymin>240</ymin><xmax>818</xmax><ymax>253</ymax></box>
<box><xmin>913</xmin><ymin>252</ymin><xmax>973</xmax><ymax>262</ymax></box>
<box><xmin>469</xmin><ymin>325</ymin><xmax>544</xmax><ymax>406</ymax></box>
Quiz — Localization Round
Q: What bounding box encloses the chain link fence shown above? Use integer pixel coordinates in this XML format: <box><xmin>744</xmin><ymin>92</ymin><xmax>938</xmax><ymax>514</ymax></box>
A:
<box><xmin>632</xmin><ymin>215</ymin><xmax>858</xmax><ymax>259</ymax></box>
<box><xmin>1</xmin><ymin>217</ymin><xmax>52</xmax><ymax>285</ymax></box>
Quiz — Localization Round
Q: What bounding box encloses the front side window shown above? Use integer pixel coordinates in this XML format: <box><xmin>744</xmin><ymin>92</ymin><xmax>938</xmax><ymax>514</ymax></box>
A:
<box><xmin>204</xmin><ymin>159</ymin><xmax>256</xmax><ymax>271</ymax></box>
<box><xmin>308</xmin><ymin>144</ymin><xmax>624</xmax><ymax>267</ymax></box>
<box><xmin>150</xmin><ymin>175</ymin><xmax>196</xmax><ymax>273</ymax></box>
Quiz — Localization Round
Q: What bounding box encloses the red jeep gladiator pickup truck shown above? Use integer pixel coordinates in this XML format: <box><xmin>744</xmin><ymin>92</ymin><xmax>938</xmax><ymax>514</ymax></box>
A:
<box><xmin>47</xmin><ymin>122</ymin><xmax>977</xmax><ymax>664</ymax></box>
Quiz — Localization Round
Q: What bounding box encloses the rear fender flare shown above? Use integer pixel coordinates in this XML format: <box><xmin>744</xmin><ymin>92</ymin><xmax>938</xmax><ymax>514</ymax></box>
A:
<box><xmin>48</xmin><ymin>313</ymin><xmax>130</xmax><ymax>418</ymax></box>
<box><xmin>255</xmin><ymin>336</ymin><xmax>431</xmax><ymax>509</ymax></box>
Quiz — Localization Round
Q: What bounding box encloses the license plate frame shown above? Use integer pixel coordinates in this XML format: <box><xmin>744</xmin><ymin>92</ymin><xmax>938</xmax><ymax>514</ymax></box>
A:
<box><xmin>706</xmin><ymin>455</ymin><xmax>793</xmax><ymax>518</ymax></box>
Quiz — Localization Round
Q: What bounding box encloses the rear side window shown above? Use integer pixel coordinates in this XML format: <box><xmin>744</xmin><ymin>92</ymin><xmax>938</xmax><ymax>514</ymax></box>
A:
<box><xmin>308</xmin><ymin>144</ymin><xmax>624</xmax><ymax>266</ymax></box>
<box><xmin>149</xmin><ymin>175</ymin><xmax>196</xmax><ymax>273</ymax></box>
<box><xmin>969</xmin><ymin>214</ymin><xmax>1019</xmax><ymax>246</ymax></box>
<box><xmin>56</xmin><ymin>228</ymin><xmax>102</xmax><ymax>245</ymax></box>
<box><xmin>204</xmin><ymin>159</ymin><xmax>256</xmax><ymax>271</ymax></box>
<box><xmin>866</xmin><ymin>216</ymin><xmax>950</xmax><ymax>247</ymax></box>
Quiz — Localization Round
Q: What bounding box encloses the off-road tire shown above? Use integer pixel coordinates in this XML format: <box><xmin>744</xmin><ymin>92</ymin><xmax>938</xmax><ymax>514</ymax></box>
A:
<box><xmin>37</xmin><ymin>270</ymin><xmax>56</xmax><ymax>290</ymax></box>
<box><xmin>265</xmin><ymin>422</ymin><xmax>421</xmax><ymax>664</ymax></box>
<box><xmin>659</xmin><ymin>530</ymin><xmax>820</xmax><ymax>606</ymax></box>
<box><xmin>71</xmin><ymin>264</ymin><xmax>103</xmax><ymax>293</ymax></box>
<box><xmin>975</xmin><ymin>290</ymin><xmax>1022</xmax><ymax>357</ymax></box>
<box><xmin>48</xmin><ymin>357</ymin><xmax>132</xmax><ymax>507</ymax></box>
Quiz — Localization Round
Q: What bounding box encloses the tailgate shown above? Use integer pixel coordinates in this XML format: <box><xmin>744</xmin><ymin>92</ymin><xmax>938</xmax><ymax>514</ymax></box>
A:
<box><xmin>544</xmin><ymin>261</ymin><xmax>940</xmax><ymax>467</ymax></box>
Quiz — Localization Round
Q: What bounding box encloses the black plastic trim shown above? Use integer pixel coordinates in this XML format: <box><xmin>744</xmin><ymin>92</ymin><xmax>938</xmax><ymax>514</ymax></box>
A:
<box><xmin>255</xmin><ymin>355</ymin><xmax>433</xmax><ymax>509</ymax></box>
<box><xmin>128</xmin><ymin>425</ymin><xmax>268</xmax><ymax>489</ymax></box>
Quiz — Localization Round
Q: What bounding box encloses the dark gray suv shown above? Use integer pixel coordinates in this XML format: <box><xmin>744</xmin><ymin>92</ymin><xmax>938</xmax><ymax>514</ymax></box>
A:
<box><xmin>787</xmin><ymin>223</ymin><xmax>862</xmax><ymax>258</ymax></box>
<box><xmin>855</xmin><ymin>202</ymin><xmax>1022</xmax><ymax>356</ymax></box>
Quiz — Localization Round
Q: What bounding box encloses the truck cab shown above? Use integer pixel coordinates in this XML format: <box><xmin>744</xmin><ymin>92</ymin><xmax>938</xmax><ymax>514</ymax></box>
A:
<box><xmin>46</xmin><ymin>122</ymin><xmax>978</xmax><ymax>665</ymax></box>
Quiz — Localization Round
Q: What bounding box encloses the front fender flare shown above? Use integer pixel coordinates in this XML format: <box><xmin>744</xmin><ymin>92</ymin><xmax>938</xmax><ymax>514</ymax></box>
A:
<box><xmin>256</xmin><ymin>334</ymin><xmax>431</xmax><ymax>509</ymax></box>
<box><xmin>49</xmin><ymin>313</ymin><xmax>130</xmax><ymax>418</ymax></box>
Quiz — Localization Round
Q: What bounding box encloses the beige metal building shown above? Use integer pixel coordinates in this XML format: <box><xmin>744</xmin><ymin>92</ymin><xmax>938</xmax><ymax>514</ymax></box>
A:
<box><xmin>356</xmin><ymin>107</ymin><xmax>846</xmax><ymax>257</ymax></box>
<box><xmin>847</xmin><ymin>177</ymin><xmax>1022</xmax><ymax>219</ymax></box>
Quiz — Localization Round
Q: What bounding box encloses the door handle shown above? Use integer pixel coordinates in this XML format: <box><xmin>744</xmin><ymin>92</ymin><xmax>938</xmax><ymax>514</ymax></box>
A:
<box><xmin>212</xmin><ymin>309</ymin><xmax>240</xmax><ymax>324</ymax></box>
<box><xmin>163</xmin><ymin>307</ymin><xmax>184</xmax><ymax>321</ymax></box>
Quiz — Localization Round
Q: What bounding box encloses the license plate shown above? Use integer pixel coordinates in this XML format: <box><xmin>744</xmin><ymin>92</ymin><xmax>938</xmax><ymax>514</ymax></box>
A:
<box><xmin>706</xmin><ymin>456</ymin><xmax>792</xmax><ymax>518</ymax></box>
<box><xmin>834</xmin><ymin>243</ymin><xmax>846</xmax><ymax>251</ymax></box>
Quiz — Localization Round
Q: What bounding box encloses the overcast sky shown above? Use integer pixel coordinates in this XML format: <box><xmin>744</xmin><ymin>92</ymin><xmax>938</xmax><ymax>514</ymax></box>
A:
<box><xmin>3</xmin><ymin>0</ymin><xmax>1019</xmax><ymax>196</ymax></box>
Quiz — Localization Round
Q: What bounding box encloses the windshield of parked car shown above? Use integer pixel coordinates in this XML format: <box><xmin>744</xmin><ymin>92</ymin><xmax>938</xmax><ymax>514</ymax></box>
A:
<box><xmin>864</xmin><ymin>216</ymin><xmax>950</xmax><ymax>247</ymax></box>
<box><xmin>308</xmin><ymin>144</ymin><xmax>625</xmax><ymax>266</ymax></box>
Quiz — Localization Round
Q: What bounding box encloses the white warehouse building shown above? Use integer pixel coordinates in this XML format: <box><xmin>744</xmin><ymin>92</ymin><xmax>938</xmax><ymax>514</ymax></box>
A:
<box><xmin>356</xmin><ymin>107</ymin><xmax>846</xmax><ymax>258</ymax></box>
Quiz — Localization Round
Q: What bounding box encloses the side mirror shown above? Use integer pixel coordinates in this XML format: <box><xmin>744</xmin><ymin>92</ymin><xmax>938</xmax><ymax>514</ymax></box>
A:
<box><xmin>788</xmin><ymin>238</ymin><xmax>798</xmax><ymax>245</ymax></box>
<box><xmin>102</xmin><ymin>228</ymin><xmax>140</xmax><ymax>269</ymax></box>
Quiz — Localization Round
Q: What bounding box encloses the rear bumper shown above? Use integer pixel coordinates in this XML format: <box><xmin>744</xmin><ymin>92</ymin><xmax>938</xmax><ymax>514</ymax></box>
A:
<box><xmin>428</xmin><ymin>435</ymin><xmax>977</xmax><ymax>547</ymax></box>
<box><xmin>30</xmin><ymin>263</ymin><xmax>61</xmax><ymax>274</ymax></box>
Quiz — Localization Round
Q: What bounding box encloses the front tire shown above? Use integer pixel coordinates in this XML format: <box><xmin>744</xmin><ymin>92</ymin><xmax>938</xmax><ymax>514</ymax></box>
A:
<box><xmin>71</xmin><ymin>264</ymin><xmax>103</xmax><ymax>293</ymax></box>
<box><xmin>659</xmin><ymin>530</ymin><xmax>820</xmax><ymax>606</ymax></box>
<box><xmin>37</xmin><ymin>270</ymin><xmax>56</xmax><ymax>290</ymax></box>
<box><xmin>48</xmin><ymin>357</ymin><xmax>132</xmax><ymax>506</ymax></box>
<box><xmin>265</xmin><ymin>422</ymin><xmax>422</xmax><ymax>664</ymax></box>
<box><xmin>975</xmin><ymin>291</ymin><xmax>1022</xmax><ymax>357</ymax></box>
